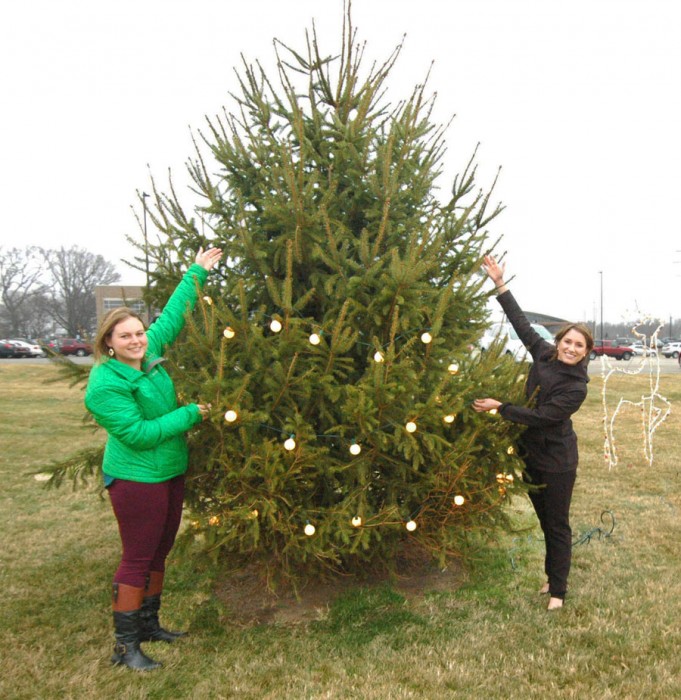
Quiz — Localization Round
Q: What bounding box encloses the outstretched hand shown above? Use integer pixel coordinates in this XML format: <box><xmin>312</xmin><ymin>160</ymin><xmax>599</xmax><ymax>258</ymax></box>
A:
<box><xmin>472</xmin><ymin>398</ymin><xmax>502</xmax><ymax>413</ymax></box>
<box><xmin>481</xmin><ymin>254</ymin><xmax>506</xmax><ymax>288</ymax></box>
<box><xmin>195</xmin><ymin>246</ymin><xmax>223</xmax><ymax>271</ymax></box>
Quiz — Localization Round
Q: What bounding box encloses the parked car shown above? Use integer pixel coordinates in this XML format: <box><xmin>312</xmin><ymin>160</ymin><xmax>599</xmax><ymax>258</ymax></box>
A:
<box><xmin>0</xmin><ymin>339</ymin><xmax>32</xmax><ymax>358</ymax></box>
<box><xmin>479</xmin><ymin>322</ymin><xmax>554</xmax><ymax>363</ymax></box>
<box><xmin>628</xmin><ymin>342</ymin><xmax>657</xmax><ymax>357</ymax></box>
<box><xmin>10</xmin><ymin>339</ymin><xmax>46</xmax><ymax>357</ymax></box>
<box><xmin>589</xmin><ymin>340</ymin><xmax>633</xmax><ymax>361</ymax></box>
<box><xmin>661</xmin><ymin>341</ymin><xmax>681</xmax><ymax>359</ymax></box>
<box><xmin>56</xmin><ymin>338</ymin><xmax>93</xmax><ymax>357</ymax></box>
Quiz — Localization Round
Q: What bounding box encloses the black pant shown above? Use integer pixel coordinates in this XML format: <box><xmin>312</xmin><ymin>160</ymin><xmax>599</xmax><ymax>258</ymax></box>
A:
<box><xmin>525</xmin><ymin>467</ymin><xmax>576</xmax><ymax>600</ymax></box>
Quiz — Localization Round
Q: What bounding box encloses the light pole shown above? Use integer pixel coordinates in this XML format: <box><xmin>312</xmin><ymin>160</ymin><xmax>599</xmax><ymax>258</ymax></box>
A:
<box><xmin>598</xmin><ymin>270</ymin><xmax>603</xmax><ymax>341</ymax></box>
<box><xmin>142</xmin><ymin>192</ymin><xmax>150</xmax><ymax>323</ymax></box>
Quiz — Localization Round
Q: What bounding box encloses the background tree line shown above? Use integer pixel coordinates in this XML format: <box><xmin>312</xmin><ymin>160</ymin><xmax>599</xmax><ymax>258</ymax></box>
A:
<box><xmin>0</xmin><ymin>245</ymin><xmax>120</xmax><ymax>339</ymax></box>
<box><xmin>587</xmin><ymin>319</ymin><xmax>679</xmax><ymax>342</ymax></box>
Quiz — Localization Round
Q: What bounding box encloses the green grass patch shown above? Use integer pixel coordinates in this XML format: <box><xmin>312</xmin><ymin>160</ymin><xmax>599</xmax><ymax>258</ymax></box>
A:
<box><xmin>1</xmin><ymin>365</ymin><xmax>681</xmax><ymax>698</ymax></box>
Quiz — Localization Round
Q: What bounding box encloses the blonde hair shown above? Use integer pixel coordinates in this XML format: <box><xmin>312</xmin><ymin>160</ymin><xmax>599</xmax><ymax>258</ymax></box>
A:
<box><xmin>94</xmin><ymin>307</ymin><xmax>146</xmax><ymax>362</ymax></box>
<box><xmin>552</xmin><ymin>323</ymin><xmax>594</xmax><ymax>365</ymax></box>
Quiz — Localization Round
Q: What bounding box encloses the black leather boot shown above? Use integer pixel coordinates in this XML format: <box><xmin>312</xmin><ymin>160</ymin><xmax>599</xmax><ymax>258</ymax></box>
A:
<box><xmin>139</xmin><ymin>593</ymin><xmax>187</xmax><ymax>643</ymax></box>
<box><xmin>110</xmin><ymin>582</ymin><xmax>161</xmax><ymax>671</ymax></box>
<box><xmin>111</xmin><ymin>610</ymin><xmax>162</xmax><ymax>670</ymax></box>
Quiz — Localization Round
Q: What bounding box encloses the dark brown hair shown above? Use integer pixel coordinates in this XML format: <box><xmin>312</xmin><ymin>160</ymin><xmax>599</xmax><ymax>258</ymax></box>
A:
<box><xmin>94</xmin><ymin>307</ymin><xmax>146</xmax><ymax>362</ymax></box>
<box><xmin>552</xmin><ymin>323</ymin><xmax>594</xmax><ymax>364</ymax></box>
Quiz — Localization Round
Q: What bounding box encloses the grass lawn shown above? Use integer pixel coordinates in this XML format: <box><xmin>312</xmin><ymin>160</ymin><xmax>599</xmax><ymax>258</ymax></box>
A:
<box><xmin>1</xmin><ymin>363</ymin><xmax>680</xmax><ymax>699</ymax></box>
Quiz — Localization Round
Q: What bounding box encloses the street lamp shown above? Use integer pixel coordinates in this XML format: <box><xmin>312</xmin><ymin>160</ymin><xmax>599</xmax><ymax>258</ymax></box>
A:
<box><xmin>142</xmin><ymin>192</ymin><xmax>150</xmax><ymax>323</ymax></box>
<box><xmin>598</xmin><ymin>270</ymin><xmax>603</xmax><ymax>341</ymax></box>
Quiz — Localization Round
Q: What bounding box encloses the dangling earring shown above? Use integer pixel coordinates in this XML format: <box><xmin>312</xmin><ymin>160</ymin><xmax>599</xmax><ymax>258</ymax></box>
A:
<box><xmin>108</xmin><ymin>348</ymin><xmax>114</xmax><ymax>357</ymax></box>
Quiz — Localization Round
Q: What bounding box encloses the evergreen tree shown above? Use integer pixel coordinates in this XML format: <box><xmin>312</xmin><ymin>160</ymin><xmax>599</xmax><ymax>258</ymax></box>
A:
<box><xmin>132</xmin><ymin>14</ymin><xmax>527</xmax><ymax>581</ymax></box>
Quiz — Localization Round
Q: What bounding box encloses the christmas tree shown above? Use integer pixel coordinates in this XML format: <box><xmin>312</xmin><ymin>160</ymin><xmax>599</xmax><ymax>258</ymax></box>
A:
<box><xmin>133</xmin><ymin>12</ymin><xmax>527</xmax><ymax>582</ymax></box>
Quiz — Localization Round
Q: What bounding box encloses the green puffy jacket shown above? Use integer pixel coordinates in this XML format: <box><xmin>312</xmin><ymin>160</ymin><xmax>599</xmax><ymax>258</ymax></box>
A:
<box><xmin>85</xmin><ymin>264</ymin><xmax>209</xmax><ymax>483</ymax></box>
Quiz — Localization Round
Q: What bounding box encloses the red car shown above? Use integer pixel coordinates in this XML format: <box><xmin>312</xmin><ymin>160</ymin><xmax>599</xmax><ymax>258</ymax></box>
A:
<box><xmin>57</xmin><ymin>338</ymin><xmax>93</xmax><ymax>357</ymax></box>
<box><xmin>589</xmin><ymin>340</ymin><xmax>633</xmax><ymax>361</ymax></box>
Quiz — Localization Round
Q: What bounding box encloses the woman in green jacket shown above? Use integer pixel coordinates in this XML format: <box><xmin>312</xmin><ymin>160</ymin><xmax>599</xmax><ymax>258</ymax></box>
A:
<box><xmin>86</xmin><ymin>247</ymin><xmax>222</xmax><ymax>671</ymax></box>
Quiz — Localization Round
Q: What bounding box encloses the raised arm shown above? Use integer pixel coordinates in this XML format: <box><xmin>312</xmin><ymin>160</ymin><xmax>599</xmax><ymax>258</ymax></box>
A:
<box><xmin>146</xmin><ymin>247</ymin><xmax>223</xmax><ymax>356</ymax></box>
<box><xmin>481</xmin><ymin>254</ymin><xmax>547</xmax><ymax>357</ymax></box>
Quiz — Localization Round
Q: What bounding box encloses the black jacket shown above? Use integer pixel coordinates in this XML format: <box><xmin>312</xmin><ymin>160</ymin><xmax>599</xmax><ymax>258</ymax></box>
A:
<box><xmin>496</xmin><ymin>291</ymin><xmax>589</xmax><ymax>473</ymax></box>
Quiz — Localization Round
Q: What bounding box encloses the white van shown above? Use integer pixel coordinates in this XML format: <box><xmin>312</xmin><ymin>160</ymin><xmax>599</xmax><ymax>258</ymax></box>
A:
<box><xmin>479</xmin><ymin>322</ymin><xmax>554</xmax><ymax>362</ymax></box>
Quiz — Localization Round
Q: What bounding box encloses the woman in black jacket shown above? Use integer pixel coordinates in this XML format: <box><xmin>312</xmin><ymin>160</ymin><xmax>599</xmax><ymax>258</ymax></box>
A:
<box><xmin>473</xmin><ymin>255</ymin><xmax>594</xmax><ymax>610</ymax></box>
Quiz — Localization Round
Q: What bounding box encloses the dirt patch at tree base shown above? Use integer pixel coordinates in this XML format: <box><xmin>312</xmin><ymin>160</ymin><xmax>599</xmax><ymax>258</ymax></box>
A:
<box><xmin>214</xmin><ymin>545</ymin><xmax>465</xmax><ymax>626</ymax></box>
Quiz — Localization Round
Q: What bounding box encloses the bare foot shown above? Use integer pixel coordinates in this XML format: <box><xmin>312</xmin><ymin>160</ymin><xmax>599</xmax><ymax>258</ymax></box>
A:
<box><xmin>547</xmin><ymin>597</ymin><xmax>563</xmax><ymax>611</ymax></box>
<box><xmin>539</xmin><ymin>582</ymin><xmax>550</xmax><ymax>595</ymax></box>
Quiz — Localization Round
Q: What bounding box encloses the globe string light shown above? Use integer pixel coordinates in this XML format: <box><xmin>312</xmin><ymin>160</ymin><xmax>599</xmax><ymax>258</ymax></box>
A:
<box><xmin>195</xmin><ymin>310</ymin><xmax>518</xmax><ymax>536</ymax></box>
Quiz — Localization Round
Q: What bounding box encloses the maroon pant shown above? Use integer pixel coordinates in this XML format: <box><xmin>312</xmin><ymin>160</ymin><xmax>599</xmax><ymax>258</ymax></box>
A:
<box><xmin>108</xmin><ymin>475</ymin><xmax>185</xmax><ymax>589</ymax></box>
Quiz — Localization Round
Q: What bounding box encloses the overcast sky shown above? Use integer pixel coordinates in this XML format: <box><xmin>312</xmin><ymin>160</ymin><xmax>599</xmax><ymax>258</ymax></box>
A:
<box><xmin>1</xmin><ymin>0</ymin><xmax>679</xmax><ymax>326</ymax></box>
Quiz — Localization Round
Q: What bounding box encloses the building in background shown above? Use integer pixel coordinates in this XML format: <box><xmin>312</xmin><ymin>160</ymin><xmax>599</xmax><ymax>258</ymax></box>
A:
<box><xmin>95</xmin><ymin>285</ymin><xmax>156</xmax><ymax>326</ymax></box>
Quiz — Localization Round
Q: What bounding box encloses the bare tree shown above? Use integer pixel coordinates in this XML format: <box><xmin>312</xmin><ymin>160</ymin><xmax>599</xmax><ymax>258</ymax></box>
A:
<box><xmin>42</xmin><ymin>246</ymin><xmax>120</xmax><ymax>336</ymax></box>
<box><xmin>0</xmin><ymin>246</ymin><xmax>48</xmax><ymax>336</ymax></box>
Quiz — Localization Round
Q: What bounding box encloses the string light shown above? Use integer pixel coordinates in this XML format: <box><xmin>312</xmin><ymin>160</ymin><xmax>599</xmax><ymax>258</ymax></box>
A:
<box><xmin>601</xmin><ymin>319</ymin><xmax>671</xmax><ymax>468</ymax></box>
<box><xmin>201</xmin><ymin>314</ymin><xmax>537</xmax><ymax>532</ymax></box>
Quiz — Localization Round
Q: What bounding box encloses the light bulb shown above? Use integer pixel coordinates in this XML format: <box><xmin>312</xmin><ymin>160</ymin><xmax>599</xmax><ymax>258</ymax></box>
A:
<box><xmin>374</xmin><ymin>351</ymin><xmax>384</xmax><ymax>363</ymax></box>
<box><xmin>421</xmin><ymin>332</ymin><xmax>433</xmax><ymax>344</ymax></box>
<box><xmin>405</xmin><ymin>520</ymin><xmax>417</xmax><ymax>532</ymax></box>
<box><xmin>349</xmin><ymin>443</ymin><xmax>361</xmax><ymax>456</ymax></box>
<box><xmin>284</xmin><ymin>436</ymin><xmax>296</xmax><ymax>451</ymax></box>
<box><xmin>309</xmin><ymin>333</ymin><xmax>321</xmax><ymax>345</ymax></box>
<box><xmin>304</xmin><ymin>523</ymin><xmax>316</xmax><ymax>536</ymax></box>
<box><xmin>351</xmin><ymin>516</ymin><xmax>362</xmax><ymax>527</ymax></box>
<box><xmin>405</xmin><ymin>421</ymin><xmax>417</xmax><ymax>433</ymax></box>
<box><xmin>223</xmin><ymin>326</ymin><xmax>235</xmax><ymax>339</ymax></box>
<box><xmin>270</xmin><ymin>319</ymin><xmax>282</xmax><ymax>333</ymax></box>
<box><xmin>454</xmin><ymin>495</ymin><xmax>465</xmax><ymax>506</ymax></box>
<box><xmin>224</xmin><ymin>410</ymin><xmax>238</xmax><ymax>423</ymax></box>
<box><xmin>443</xmin><ymin>414</ymin><xmax>455</xmax><ymax>424</ymax></box>
<box><xmin>448</xmin><ymin>362</ymin><xmax>459</xmax><ymax>375</ymax></box>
